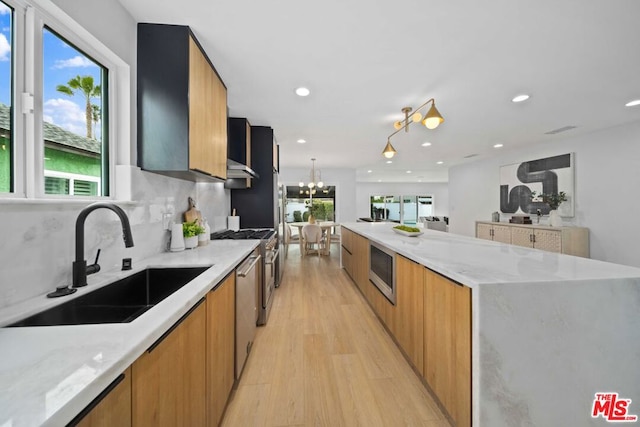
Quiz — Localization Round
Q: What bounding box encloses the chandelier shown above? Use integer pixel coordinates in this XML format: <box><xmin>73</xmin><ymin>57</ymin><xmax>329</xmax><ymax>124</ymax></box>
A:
<box><xmin>299</xmin><ymin>158</ymin><xmax>323</xmax><ymax>195</ymax></box>
<box><xmin>382</xmin><ymin>98</ymin><xmax>444</xmax><ymax>159</ymax></box>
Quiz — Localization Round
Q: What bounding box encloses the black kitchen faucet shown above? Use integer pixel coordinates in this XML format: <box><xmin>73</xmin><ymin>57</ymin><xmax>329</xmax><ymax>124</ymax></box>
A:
<box><xmin>72</xmin><ymin>202</ymin><xmax>134</xmax><ymax>288</ymax></box>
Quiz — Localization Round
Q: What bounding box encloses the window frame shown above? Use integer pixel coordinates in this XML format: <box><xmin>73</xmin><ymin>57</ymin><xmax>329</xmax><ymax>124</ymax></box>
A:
<box><xmin>0</xmin><ymin>0</ymin><xmax>130</xmax><ymax>202</ymax></box>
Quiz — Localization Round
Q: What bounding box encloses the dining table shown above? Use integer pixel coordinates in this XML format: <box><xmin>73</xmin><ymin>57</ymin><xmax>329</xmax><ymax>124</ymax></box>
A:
<box><xmin>289</xmin><ymin>221</ymin><xmax>339</xmax><ymax>255</ymax></box>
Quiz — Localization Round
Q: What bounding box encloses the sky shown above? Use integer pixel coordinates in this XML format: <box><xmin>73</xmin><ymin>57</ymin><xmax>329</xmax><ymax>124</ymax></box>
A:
<box><xmin>1</xmin><ymin>1</ymin><xmax>103</xmax><ymax>140</ymax></box>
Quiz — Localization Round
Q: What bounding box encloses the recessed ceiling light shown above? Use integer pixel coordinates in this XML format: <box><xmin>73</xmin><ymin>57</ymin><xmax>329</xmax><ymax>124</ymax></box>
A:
<box><xmin>512</xmin><ymin>94</ymin><xmax>530</xmax><ymax>103</ymax></box>
<box><xmin>436</xmin><ymin>161</ymin><xmax>444</xmax><ymax>165</ymax></box>
<box><xmin>367</xmin><ymin>170</ymin><xmax>372</xmax><ymax>173</ymax></box>
<box><xmin>297</xmin><ymin>139</ymin><xmax>306</xmax><ymax>144</ymax></box>
<box><xmin>386</xmin><ymin>160</ymin><xmax>392</xmax><ymax>164</ymax></box>
<box><xmin>406</xmin><ymin>170</ymin><xmax>412</xmax><ymax>174</ymax></box>
<box><xmin>625</xmin><ymin>99</ymin><xmax>640</xmax><ymax>107</ymax></box>
<box><xmin>295</xmin><ymin>87</ymin><xmax>310</xmax><ymax>97</ymax></box>
<box><xmin>421</xmin><ymin>142</ymin><xmax>432</xmax><ymax>147</ymax></box>
<box><xmin>493</xmin><ymin>143</ymin><xmax>504</xmax><ymax>148</ymax></box>
<box><xmin>378</xmin><ymin>179</ymin><xmax>382</xmax><ymax>182</ymax></box>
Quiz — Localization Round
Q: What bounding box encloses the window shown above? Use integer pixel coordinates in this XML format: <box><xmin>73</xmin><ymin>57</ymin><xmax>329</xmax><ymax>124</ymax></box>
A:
<box><xmin>285</xmin><ymin>185</ymin><xmax>336</xmax><ymax>222</ymax></box>
<box><xmin>42</xmin><ymin>27</ymin><xmax>107</xmax><ymax>195</ymax></box>
<box><xmin>0</xmin><ymin>1</ymin><xmax>13</xmax><ymax>192</ymax></box>
<box><xmin>370</xmin><ymin>194</ymin><xmax>434</xmax><ymax>224</ymax></box>
<box><xmin>0</xmin><ymin>0</ymin><xmax>129</xmax><ymax>200</ymax></box>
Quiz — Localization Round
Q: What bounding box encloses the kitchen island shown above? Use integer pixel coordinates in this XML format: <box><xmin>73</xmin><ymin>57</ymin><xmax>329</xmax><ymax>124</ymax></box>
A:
<box><xmin>341</xmin><ymin>222</ymin><xmax>640</xmax><ymax>427</ymax></box>
<box><xmin>0</xmin><ymin>239</ymin><xmax>258</xmax><ymax>426</ymax></box>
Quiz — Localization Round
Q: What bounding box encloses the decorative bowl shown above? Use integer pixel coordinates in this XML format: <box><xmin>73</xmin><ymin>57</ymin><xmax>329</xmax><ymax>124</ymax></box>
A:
<box><xmin>392</xmin><ymin>227</ymin><xmax>424</xmax><ymax>237</ymax></box>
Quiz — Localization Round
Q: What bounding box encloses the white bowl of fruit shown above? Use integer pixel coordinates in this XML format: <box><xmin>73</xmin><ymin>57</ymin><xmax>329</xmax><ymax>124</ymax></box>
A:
<box><xmin>392</xmin><ymin>225</ymin><xmax>424</xmax><ymax>237</ymax></box>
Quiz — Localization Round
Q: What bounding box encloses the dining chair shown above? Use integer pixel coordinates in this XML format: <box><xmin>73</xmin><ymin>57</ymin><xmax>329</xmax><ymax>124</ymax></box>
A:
<box><xmin>286</xmin><ymin>223</ymin><xmax>299</xmax><ymax>242</ymax></box>
<box><xmin>302</xmin><ymin>224</ymin><xmax>324</xmax><ymax>257</ymax></box>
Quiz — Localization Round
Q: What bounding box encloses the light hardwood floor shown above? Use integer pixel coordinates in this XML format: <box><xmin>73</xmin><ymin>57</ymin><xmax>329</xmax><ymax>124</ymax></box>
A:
<box><xmin>221</xmin><ymin>242</ymin><xmax>450</xmax><ymax>427</ymax></box>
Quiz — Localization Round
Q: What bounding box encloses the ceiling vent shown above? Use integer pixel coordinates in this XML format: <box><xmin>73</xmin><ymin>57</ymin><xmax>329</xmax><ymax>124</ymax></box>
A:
<box><xmin>545</xmin><ymin>125</ymin><xmax>577</xmax><ymax>135</ymax></box>
<box><xmin>464</xmin><ymin>154</ymin><xmax>478</xmax><ymax>159</ymax></box>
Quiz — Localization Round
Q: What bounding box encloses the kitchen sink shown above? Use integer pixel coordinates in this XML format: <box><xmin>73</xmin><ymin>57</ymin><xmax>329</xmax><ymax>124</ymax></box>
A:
<box><xmin>7</xmin><ymin>267</ymin><xmax>210</xmax><ymax>327</ymax></box>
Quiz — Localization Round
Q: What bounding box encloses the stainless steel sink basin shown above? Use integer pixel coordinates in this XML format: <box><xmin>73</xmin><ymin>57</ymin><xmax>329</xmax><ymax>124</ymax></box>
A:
<box><xmin>7</xmin><ymin>267</ymin><xmax>210</xmax><ymax>327</ymax></box>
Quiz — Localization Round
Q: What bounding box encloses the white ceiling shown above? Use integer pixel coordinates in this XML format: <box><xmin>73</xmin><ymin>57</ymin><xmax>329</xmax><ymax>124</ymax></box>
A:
<box><xmin>118</xmin><ymin>0</ymin><xmax>640</xmax><ymax>183</ymax></box>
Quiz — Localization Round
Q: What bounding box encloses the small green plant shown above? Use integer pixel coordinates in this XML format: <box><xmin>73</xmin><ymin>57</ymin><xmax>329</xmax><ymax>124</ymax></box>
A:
<box><xmin>293</xmin><ymin>210</ymin><xmax>302</xmax><ymax>222</ymax></box>
<box><xmin>531</xmin><ymin>191</ymin><xmax>567</xmax><ymax>210</ymax></box>
<box><xmin>183</xmin><ymin>220</ymin><xmax>205</xmax><ymax>238</ymax></box>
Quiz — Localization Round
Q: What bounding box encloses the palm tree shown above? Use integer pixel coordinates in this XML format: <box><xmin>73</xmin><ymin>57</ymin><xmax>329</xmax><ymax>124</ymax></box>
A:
<box><xmin>91</xmin><ymin>104</ymin><xmax>101</xmax><ymax>140</ymax></box>
<box><xmin>56</xmin><ymin>75</ymin><xmax>101</xmax><ymax>139</ymax></box>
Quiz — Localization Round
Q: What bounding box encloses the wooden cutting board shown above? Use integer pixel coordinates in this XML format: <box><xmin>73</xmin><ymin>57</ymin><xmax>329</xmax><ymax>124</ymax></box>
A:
<box><xmin>184</xmin><ymin>197</ymin><xmax>202</xmax><ymax>223</ymax></box>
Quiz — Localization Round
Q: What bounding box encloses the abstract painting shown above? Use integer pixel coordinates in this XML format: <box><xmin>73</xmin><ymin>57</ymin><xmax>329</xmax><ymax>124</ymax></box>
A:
<box><xmin>499</xmin><ymin>153</ymin><xmax>574</xmax><ymax>217</ymax></box>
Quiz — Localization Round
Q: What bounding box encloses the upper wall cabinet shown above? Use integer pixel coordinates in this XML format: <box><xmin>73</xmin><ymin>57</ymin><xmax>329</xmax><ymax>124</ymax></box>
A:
<box><xmin>137</xmin><ymin>23</ymin><xmax>227</xmax><ymax>181</ymax></box>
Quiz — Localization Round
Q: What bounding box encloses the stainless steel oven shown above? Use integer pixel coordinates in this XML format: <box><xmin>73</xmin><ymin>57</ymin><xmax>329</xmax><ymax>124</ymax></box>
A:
<box><xmin>369</xmin><ymin>241</ymin><xmax>396</xmax><ymax>305</ymax></box>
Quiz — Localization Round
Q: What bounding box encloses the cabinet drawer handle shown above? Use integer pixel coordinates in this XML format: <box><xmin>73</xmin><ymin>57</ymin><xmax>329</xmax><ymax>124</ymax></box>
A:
<box><xmin>67</xmin><ymin>373</ymin><xmax>125</xmax><ymax>426</ymax></box>
<box><xmin>147</xmin><ymin>297</ymin><xmax>205</xmax><ymax>353</ymax></box>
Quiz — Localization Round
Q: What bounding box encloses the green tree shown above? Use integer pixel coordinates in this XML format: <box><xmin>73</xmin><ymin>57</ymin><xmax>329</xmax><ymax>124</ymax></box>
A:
<box><xmin>91</xmin><ymin>104</ymin><xmax>101</xmax><ymax>139</ymax></box>
<box><xmin>56</xmin><ymin>75</ymin><xmax>101</xmax><ymax>139</ymax></box>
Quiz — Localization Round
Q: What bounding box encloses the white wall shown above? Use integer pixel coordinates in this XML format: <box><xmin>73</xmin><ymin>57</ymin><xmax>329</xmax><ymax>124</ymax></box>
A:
<box><xmin>279</xmin><ymin>167</ymin><xmax>357</xmax><ymax>222</ymax></box>
<box><xmin>355</xmin><ymin>182</ymin><xmax>449</xmax><ymax>220</ymax></box>
<box><xmin>0</xmin><ymin>0</ymin><xmax>230</xmax><ymax>308</ymax></box>
<box><xmin>449</xmin><ymin>120</ymin><xmax>640</xmax><ymax>268</ymax></box>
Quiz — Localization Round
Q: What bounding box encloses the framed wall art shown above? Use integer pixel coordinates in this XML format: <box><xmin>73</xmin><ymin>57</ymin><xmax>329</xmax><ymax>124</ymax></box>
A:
<box><xmin>499</xmin><ymin>153</ymin><xmax>574</xmax><ymax>217</ymax></box>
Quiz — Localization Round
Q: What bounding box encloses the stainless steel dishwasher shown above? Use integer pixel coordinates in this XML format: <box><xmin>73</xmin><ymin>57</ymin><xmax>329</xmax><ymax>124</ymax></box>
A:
<box><xmin>235</xmin><ymin>249</ymin><xmax>262</xmax><ymax>379</ymax></box>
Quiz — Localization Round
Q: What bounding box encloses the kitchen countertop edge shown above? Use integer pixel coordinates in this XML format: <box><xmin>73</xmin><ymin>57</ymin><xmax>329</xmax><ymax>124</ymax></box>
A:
<box><xmin>0</xmin><ymin>240</ymin><xmax>259</xmax><ymax>427</ymax></box>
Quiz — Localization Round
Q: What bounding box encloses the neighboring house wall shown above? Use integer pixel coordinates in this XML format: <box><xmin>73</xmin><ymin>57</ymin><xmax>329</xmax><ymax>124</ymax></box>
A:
<box><xmin>44</xmin><ymin>146</ymin><xmax>100</xmax><ymax>177</ymax></box>
<box><xmin>448</xmin><ymin>120</ymin><xmax>640</xmax><ymax>268</ymax></box>
<box><xmin>0</xmin><ymin>137</ymin><xmax>9</xmax><ymax>192</ymax></box>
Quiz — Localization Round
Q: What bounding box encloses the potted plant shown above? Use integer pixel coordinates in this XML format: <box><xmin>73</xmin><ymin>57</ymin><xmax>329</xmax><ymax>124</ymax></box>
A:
<box><xmin>183</xmin><ymin>220</ymin><xmax>205</xmax><ymax>249</ymax></box>
<box><xmin>531</xmin><ymin>191</ymin><xmax>567</xmax><ymax>226</ymax></box>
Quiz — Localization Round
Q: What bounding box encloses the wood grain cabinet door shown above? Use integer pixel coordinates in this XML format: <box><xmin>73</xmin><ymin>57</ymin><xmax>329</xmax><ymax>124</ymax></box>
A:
<box><xmin>393</xmin><ymin>255</ymin><xmax>425</xmax><ymax>375</ymax></box>
<box><xmin>132</xmin><ymin>301</ymin><xmax>207</xmax><ymax>427</ymax></box>
<box><xmin>76</xmin><ymin>368</ymin><xmax>132</xmax><ymax>427</ymax></box>
<box><xmin>424</xmin><ymin>270</ymin><xmax>471</xmax><ymax>427</ymax></box>
<box><xmin>206</xmin><ymin>274</ymin><xmax>236</xmax><ymax>427</ymax></box>
<box><xmin>476</xmin><ymin>223</ymin><xmax>492</xmax><ymax>240</ymax></box>
<box><xmin>510</xmin><ymin>226</ymin><xmax>534</xmax><ymax>248</ymax></box>
<box><xmin>493</xmin><ymin>225</ymin><xmax>512</xmax><ymax>244</ymax></box>
<box><xmin>533</xmin><ymin>229</ymin><xmax>562</xmax><ymax>253</ymax></box>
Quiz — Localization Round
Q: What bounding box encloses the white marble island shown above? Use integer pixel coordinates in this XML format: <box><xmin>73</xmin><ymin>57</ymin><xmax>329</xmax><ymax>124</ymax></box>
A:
<box><xmin>342</xmin><ymin>222</ymin><xmax>640</xmax><ymax>427</ymax></box>
<box><xmin>0</xmin><ymin>240</ymin><xmax>258</xmax><ymax>427</ymax></box>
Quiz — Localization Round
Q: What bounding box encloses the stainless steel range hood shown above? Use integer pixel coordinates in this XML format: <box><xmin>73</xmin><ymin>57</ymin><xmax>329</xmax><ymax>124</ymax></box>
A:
<box><xmin>227</xmin><ymin>159</ymin><xmax>259</xmax><ymax>179</ymax></box>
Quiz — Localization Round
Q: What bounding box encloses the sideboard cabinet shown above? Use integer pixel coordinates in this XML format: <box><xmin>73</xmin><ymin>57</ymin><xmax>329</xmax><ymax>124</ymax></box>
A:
<box><xmin>475</xmin><ymin>221</ymin><xmax>589</xmax><ymax>257</ymax></box>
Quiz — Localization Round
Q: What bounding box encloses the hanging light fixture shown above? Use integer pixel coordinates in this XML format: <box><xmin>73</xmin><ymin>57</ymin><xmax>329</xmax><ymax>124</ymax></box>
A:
<box><xmin>383</xmin><ymin>98</ymin><xmax>444</xmax><ymax>158</ymax></box>
<box><xmin>301</xmin><ymin>158</ymin><xmax>324</xmax><ymax>189</ymax></box>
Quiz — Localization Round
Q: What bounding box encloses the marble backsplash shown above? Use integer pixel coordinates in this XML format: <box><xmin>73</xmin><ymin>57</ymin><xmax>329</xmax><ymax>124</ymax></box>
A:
<box><xmin>0</xmin><ymin>166</ymin><xmax>230</xmax><ymax>308</ymax></box>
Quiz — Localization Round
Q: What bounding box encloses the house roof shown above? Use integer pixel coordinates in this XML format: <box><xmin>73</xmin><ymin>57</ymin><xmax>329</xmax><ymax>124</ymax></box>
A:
<box><xmin>0</xmin><ymin>103</ymin><xmax>101</xmax><ymax>154</ymax></box>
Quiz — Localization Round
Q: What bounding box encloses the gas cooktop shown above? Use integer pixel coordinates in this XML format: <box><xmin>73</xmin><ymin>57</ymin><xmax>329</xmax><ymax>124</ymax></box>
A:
<box><xmin>210</xmin><ymin>229</ymin><xmax>275</xmax><ymax>240</ymax></box>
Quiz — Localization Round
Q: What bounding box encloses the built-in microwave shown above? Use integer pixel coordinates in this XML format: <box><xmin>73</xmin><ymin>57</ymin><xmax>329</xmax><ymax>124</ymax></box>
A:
<box><xmin>369</xmin><ymin>241</ymin><xmax>396</xmax><ymax>305</ymax></box>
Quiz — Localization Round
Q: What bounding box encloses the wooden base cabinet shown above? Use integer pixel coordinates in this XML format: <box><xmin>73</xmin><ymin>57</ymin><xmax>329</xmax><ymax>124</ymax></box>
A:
<box><xmin>132</xmin><ymin>300</ymin><xmax>207</xmax><ymax>426</ymax></box>
<box><xmin>476</xmin><ymin>221</ymin><xmax>589</xmax><ymax>257</ymax></box>
<box><xmin>424</xmin><ymin>270</ymin><xmax>471</xmax><ymax>427</ymax></box>
<box><xmin>75</xmin><ymin>368</ymin><xmax>132</xmax><ymax>427</ymax></box>
<box><xmin>206</xmin><ymin>273</ymin><xmax>236</xmax><ymax>427</ymax></box>
<box><xmin>476</xmin><ymin>222</ymin><xmax>511</xmax><ymax>243</ymax></box>
<box><xmin>391</xmin><ymin>256</ymin><xmax>425</xmax><ymax>375</ymax></box>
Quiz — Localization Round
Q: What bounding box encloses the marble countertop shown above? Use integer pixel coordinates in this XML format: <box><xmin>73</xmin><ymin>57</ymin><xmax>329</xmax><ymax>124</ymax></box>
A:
<box><xmin>0</xmin><ymin>240</ymin><xmax>259</xmax><ymax>427</ymax></box>
<box><xmin>342</xmin><ymin>222</ymin><xmax>640</xmax><ymax>287</ymax></box>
